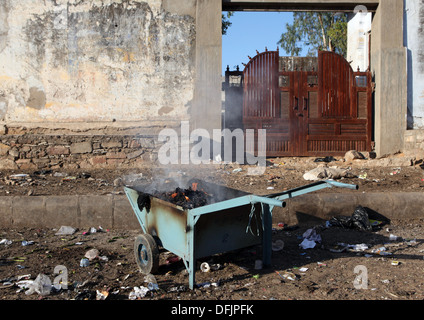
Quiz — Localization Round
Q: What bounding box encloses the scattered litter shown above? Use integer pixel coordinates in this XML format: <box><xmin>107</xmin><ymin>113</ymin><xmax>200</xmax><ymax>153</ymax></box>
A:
<box><xmin>82</xmin><ymin>226</ymin><xmax>104</xmax><ymax>235</ymax></box>
<box><xmin>55</xmin><ymin>226</ymin><xmax>76</xmax><ymax>236</ymax></box>
<box><xmin>381</xmin><ymin>279</ymin><xmax>390</xmax><ymax>284</ymax></box>
<box><xmin>9</xmin><ymin>174</ymin><xmax>30</xmax><ymax>181</ymax></box>
<box><xmin>272</xmin><ymin>240</ymin><xmax>284</xmax><ymax>251</ymax></box>
<box><xmin>21</xmin><ymin>240</ymin><xmax>34</xmax><ymax>246</ymax></box>
<box><xmin>0</xmin><ymin>239</ymin><xmax>12</xmax><ymax>246</ymax></box>
<box><xmin>358</xmin><ymin>173</ymin><xmax>368</xmax><ymax>180</ymax></box>
<box><xmin>314</xmin><ymin>156</ymin><xmax>337</xmax><ymax>163</ymax></box>
<box><xmin>147</xmin><ymin>282</ymin><xmax>159</xmax><ymax>291</ymax></box>
<box><xmin>390</xmin><ymin>168</ymin><xmax>401</xmax><ymax>175</ymax></box>
<box><xmin>334</xmin><ymin>243</ymin><xmax>369</xmax><ymax>252</ymax></box>
<box><xmin>53</xmin><ymin>172</ymin><xmax>68</xmax><ymax>177</ymax></box>
<box><xmin>391</xmin><ymin>261</ymin><xmax>400</xmax><ymax>266</ymax></box>
<box><xmin>371</xmin><ymin>247</ymin><xmax>392</xmax><ymax>256</ymax></box>
<box><xmin>370</xmin><ymin>219</ymin><xmax>384</xmax><ymax>228</ymax></box>
<box><xmin>84</xmin><ymin>249</ymin><xmax>100</xmax><ymax>261</ymax></box>
<box><xmin>62</xmin><ymin>176</ymin><xmax>77</xmax><ymax>181</ymax></box>
<box><xmin>168</xmin><ymin>285</ymin><xmax>186</xmax><ymax>293</ymax></box>
<box><xmin>252</xmin><ymin>274</ymin><xmax>260</xmax><ymax>280</ymax></box>
<box><xmin>302</xmin><ymin>228</ymin><xmax>322</xmax><ymax>243</ymax></box>
<box><xmin>232</xmin><ymin>168</ymin><xmax>242</xmax><ymax>173</ymax></box>
<box><xmin>96</xmin><ymin>290</ymin><xmax>109</xmax><ymax>300</ymax></box>
<box><xmin>129</xmin><ymin>286</ymin><xmax>149</xmax><ymax>300</ymax></box>
<box><xmin>282</xmin><ymin>272</ymin><xmax>297</xmax><ymax>281</ymax></box>
<box><xmin>144</xmin><ymin>274</ymin><xmax>159</xmax><ymax>291</ymax></box>
<box><xmin>329</xmin><ymin>244</ymin><xmax>348</xmax><ymax>253</ymax></box>
<box><xmin>299</xmin><ymin>267</ymin><xmax>308</xmax><ymax>272</ymax></box>
<box><xmin>317</xmin><ymin>262</ymin><xmax>327</xmax><ymax>267</ymax></box>
<box><xmin>197</xmin><ymin>281</ymin><xmax>219</xmax><ymax>288</ymax></box>
<box><xmin>389</xmin><ymin>234</ymin><xmax>399</xmax><ymax>241</ymax></box>
<box><xmin>80</xmin><ymin>258</ymin><xmax>90</xmax><ymax>267</ymax></box>
<box><xmin>299</xmin><ymin>228</ymin><xmax>321</xmax><ymax>249</ymax></box>
<box><xmin>303</xmin><ymin>166</ymin><xmax>352</xmax><ymax>181</ymax></box>
<box><xmin>254</xmin><ymin>260</ymin><xmax>263</xmax><ymax>270</ymax></box>
<box><xmin>200</xmin><ymin>262</ymin><xmax>211</xmax><ymax>273</ymax></box>
<box><xmin>267</xmin><ymin>187</ymin><xmax>274</xmax><ymax>190</ymax></box>
<box><xmin>407</xmin><ymin>239</ymin><xmax>418</xmax><ymax>246</ymax></box>
<box><xmin>25</xmin><ymin>274</ymin><xmax>52</xmax><ymax>296</ymax></box>
<box><xmin>299</xmin><ymin>239</ymin><xmax>317</xmax><ymax>250</ymax></box>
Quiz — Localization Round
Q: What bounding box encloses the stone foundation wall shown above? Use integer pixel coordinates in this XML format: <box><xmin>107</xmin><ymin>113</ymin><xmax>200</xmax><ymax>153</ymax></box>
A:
<box><xmin>404</xmin><ymin>129</ymin><xmax>424</xmax><ymax>151</ymax></box>
<box><xmin>0</xmin><ymin>132</ymin><xmax>160</xmax><ymax>171</ymax></box>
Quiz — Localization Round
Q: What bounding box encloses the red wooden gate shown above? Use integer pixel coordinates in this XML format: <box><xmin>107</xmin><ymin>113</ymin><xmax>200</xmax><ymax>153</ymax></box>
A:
<box><xmin>243</xmin><ymin>49</ymin><xmax>373</xmax><ymax>157</ymax></box>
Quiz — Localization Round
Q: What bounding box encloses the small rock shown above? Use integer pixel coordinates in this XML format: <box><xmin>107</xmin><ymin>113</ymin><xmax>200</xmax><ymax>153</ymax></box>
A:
<box><xmin>113</xmin><ymin>177</ymin><xmax>124</xmax><ymax>187</ymax></box>
<box><xmin>55</xmin><ymin>226</ymin><xmax>76</xmax><ymax>236</ymax></box>
<box><xmin>85</xmin><ymin>248</ymin><xmax>100</xmax><ymax>261</ymax></box>
<box><xmin>344</xmin><ymin>150</ymin><xmax>365</xmax><ymax>162</ymax></box>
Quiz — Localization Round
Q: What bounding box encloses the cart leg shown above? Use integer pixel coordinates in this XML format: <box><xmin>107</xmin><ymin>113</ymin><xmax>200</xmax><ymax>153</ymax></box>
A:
<box><xmin>188</xmin><ymin>260</ymin><xmax>195</xmax><ymax>290</ymax></box>
<box><xmin>188</xmin><ymin>214</ymin><xmax>196</xmax><ymax>290</ymax></box>
<box><xmin>262</xmin><ymin>204</ymin><xmax>272</xmax><ymax>267</ymax></box>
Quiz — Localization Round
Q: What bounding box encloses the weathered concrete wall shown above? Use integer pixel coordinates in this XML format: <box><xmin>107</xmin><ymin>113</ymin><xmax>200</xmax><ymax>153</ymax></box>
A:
<box><xmin>0</xmin><ymin>0</ymin><xmax>195</xmax><ymax>123</ymax></box>
<box><xmin>371</xmin><ymin>0</ymin><xmax>407</xmax><ymax>156</ymax></box>
<box><xmin>404</xmin><ymin>0</ymin><xmax>424</xmax><ymax>130</ymax></box>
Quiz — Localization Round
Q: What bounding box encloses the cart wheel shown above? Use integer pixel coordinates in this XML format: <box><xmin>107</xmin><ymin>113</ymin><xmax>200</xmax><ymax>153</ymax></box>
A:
<box><xmin>134</xmin><ymin>234</ymin><xmax>159</xmax><ymax>274</ymax></box>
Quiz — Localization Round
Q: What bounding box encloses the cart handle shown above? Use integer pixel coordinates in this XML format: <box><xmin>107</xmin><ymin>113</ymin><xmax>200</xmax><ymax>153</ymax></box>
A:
<box><xmin>249</xmin><ymin>195</ymin><xmax>286</xmax><ymax>208</ymax></box>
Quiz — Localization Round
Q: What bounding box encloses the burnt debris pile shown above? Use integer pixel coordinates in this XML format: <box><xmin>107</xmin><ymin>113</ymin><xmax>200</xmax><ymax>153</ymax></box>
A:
<box><xmin>138</xmin><ymin>183</ymin><xmax>212</xmax><ymax>211</ymax></box>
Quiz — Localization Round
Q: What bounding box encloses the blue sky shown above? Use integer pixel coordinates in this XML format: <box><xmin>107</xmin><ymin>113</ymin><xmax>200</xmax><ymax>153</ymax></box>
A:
<box><xmin>222</xmin><ymin>11</ymin><xmax>294</xmax><ymax>75</ymax></box>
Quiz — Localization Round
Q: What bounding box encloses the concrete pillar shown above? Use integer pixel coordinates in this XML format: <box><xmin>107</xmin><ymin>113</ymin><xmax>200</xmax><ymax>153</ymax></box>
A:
<box><xmin>371</xmin><ymin>0</ymin><xmax>407</xmax><ymax>156</ymax></box>
<box><xmin>192</xmin><ymin>0</ymin><xmax>222</xmax><ymax>134</ymax></box>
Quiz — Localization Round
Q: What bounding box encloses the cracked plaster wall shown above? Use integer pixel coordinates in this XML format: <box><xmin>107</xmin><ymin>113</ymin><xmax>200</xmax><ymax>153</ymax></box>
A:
<box><xmin>0</xmin><ymin>0</ymin><xmax>196</xmax><ymax>124</ymax></box>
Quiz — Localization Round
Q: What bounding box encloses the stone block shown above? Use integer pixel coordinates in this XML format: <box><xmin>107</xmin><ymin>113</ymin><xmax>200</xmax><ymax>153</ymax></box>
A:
<box><xmin>0</xmin><ymin>159</ymin><xmax>18</xmax><ymax>170</ymax></box>
<box><xmin>0</xmin><ymin>143</ymin><xmax>10</xmax><ymax>156</ymax></box>
<box><xmin>70</xmin><ymin>142</ymin><xmax>92</xmax><ymax>154</ymax></box>
<box><xmin>90</xmin><ymin>155</ymin><xmax>107</xmax><ymax>165</ymax></box>
<box><xmin>106</xmin><ymin>152</ymin><xmax>127</xmax><ymax>159</ymax></box>
<box><xmin>107</xmin><ymin>158</ymin><xmax>126</xmax><ymax>165</ymax></box>
<box><xmin>47</xmin><ymin>145</ymin><xmax>70</xmax><ymax>155</ymax></box>
<box><xmin>101</xmin><ymin>140</ymin><xmax>123</xmax><ymax>148</ymax></box>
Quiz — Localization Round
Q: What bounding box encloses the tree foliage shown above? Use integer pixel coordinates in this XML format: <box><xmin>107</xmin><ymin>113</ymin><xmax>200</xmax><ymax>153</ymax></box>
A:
<box><xmin>278</xmin><ymin>12</ymin><xmax>348</xmax><ymax>57</ymax></box>
<box><xmin>222</xmin><ymin>11</ymin><xmax>234</xmax><ymax>35</ymax></box>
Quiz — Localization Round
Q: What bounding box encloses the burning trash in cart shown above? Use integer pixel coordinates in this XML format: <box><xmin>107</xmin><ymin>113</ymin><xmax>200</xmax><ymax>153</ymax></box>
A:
<box><xmin>125</xmin><ymin>178</ymin><xmax>358</xmax><ymax>289</ymax></box>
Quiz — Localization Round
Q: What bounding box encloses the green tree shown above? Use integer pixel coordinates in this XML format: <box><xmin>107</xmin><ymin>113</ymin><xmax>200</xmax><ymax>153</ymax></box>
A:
<box><xmin>222</xmin><ymin>11</ymin><xmax>234</xmax><ymax>35</ymax></box>
<box><xmin>278</xmin><ymin>12</ymin><xmax>348</xmax><ymax>57</ymax></box>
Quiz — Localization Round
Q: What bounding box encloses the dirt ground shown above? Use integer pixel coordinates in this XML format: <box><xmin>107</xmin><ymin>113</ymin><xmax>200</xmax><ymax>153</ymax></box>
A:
<box><xmin>0</xmin><ymin>154</ymin><xmax>424</xmax><ymax>302</ymax></box>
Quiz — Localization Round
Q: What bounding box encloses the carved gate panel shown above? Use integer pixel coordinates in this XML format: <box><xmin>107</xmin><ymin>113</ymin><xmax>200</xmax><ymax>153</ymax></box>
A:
<box><xmin>243</xmin><ymin>50</ymin><xmax>373</xmax><ymax>157</ymax></box>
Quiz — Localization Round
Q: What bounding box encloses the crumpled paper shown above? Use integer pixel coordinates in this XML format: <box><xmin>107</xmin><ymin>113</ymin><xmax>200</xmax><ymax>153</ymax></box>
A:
<box><xmin>299</xmin><ymin>228</ymin><xmax>322</xmax><ymax>249</ymax></box>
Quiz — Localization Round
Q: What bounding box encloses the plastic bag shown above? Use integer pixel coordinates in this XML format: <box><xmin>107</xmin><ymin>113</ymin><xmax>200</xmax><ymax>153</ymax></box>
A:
<box><xmin>329</xmin><ymin>206</ymin><xmax>372</xmax><ymax>231</ymax></box>
<box><xmin>351</xmin><ymin>206</ymin><xmax>372</xmax><ymax>231</ymax></box>
<box><xmin>25</xmin><ymin>274</ymin><xmax>52</xmax><ymax>296</ymax></box>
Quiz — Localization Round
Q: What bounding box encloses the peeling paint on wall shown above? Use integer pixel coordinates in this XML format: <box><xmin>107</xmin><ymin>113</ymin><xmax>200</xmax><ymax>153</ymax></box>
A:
<box><xmin>0</xmin><ymin>0</ymin><xmax>196</xmax><ymax>123</ymax></box>
<box><xmin>0</xmin><ymin>0</ymin><xmax>9</xmax><ymax>54</ymax></box>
